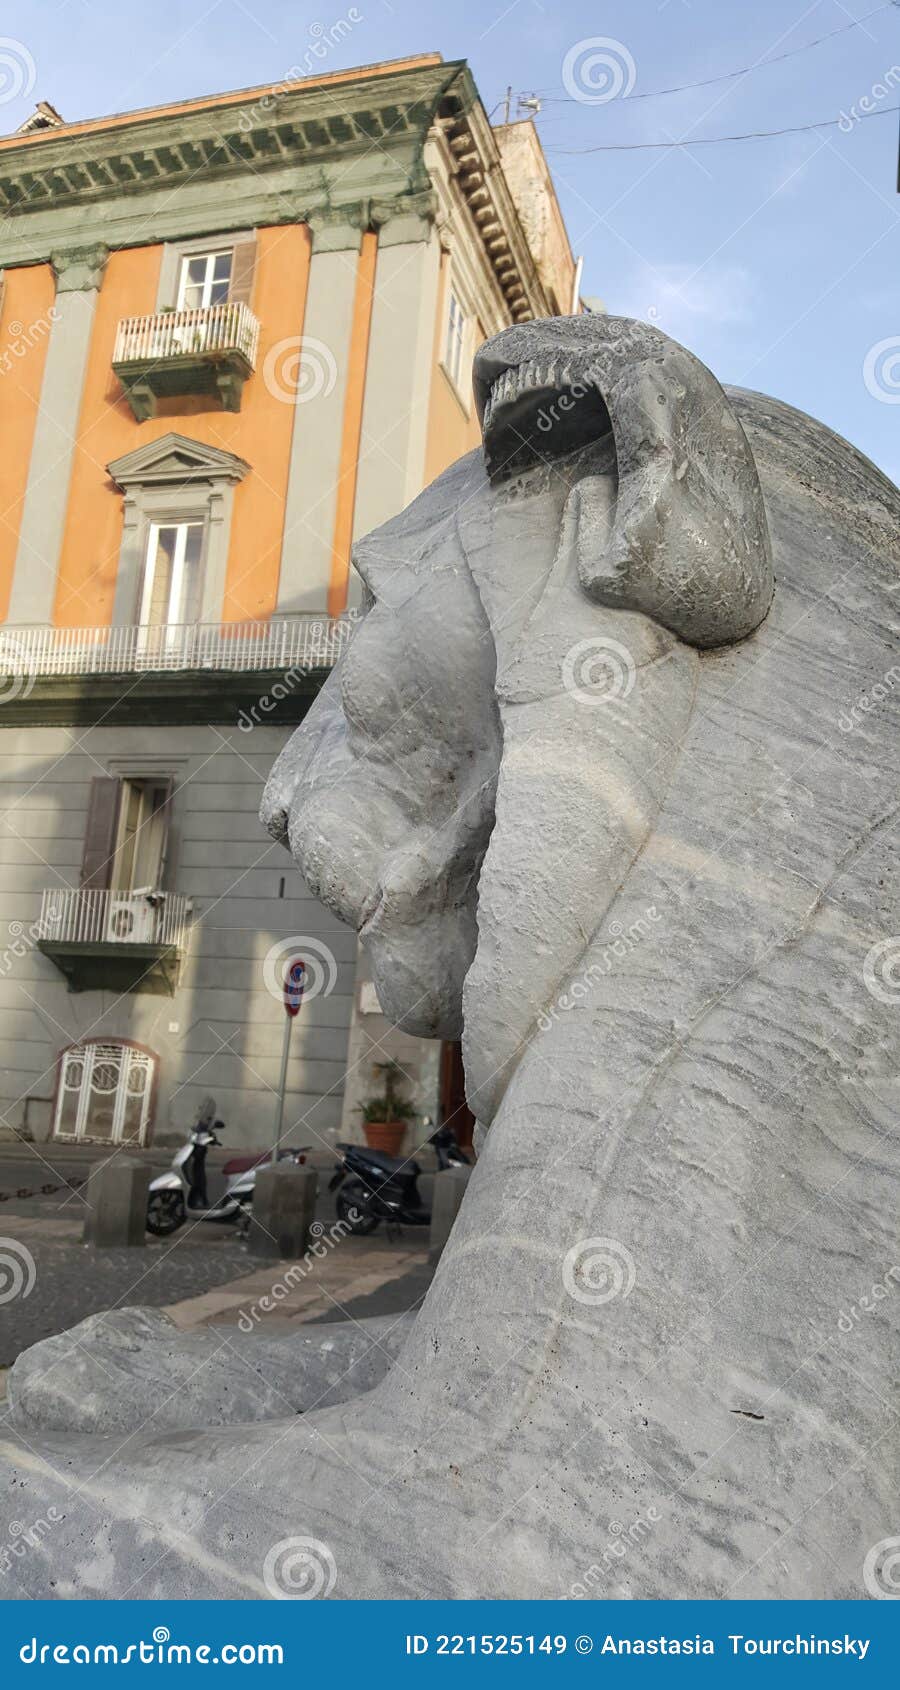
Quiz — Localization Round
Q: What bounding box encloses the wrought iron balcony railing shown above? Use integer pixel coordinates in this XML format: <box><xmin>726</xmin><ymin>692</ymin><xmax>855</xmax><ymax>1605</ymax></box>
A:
<box><xmin>0</xmin><ymin>615</ymin><xmax>352</xmax><ymax>678</ymax></box>
<box><xmin>39</xmin><ymin>888</ymin><xmax>191</xmax><ymax>949</ymax></box>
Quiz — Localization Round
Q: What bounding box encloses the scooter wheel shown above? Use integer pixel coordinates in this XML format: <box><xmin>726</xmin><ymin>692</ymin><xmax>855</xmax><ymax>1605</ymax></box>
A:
<box><xmin>336</xmin><ymin>1181</ymin><xmax>380</xmax><ymax>1235</ymax></box>
<box><xmin>146</xmin><ymin>1190</ymin><xmax>186</xmax><ymax>1236</ymax></box>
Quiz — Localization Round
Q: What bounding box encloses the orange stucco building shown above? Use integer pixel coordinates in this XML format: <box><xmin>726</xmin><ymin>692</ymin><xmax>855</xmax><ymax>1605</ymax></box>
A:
<box><xmin>0</xmin><ymin>57</ymin><xmax>579</xmax><ymax>1151</ymax></box>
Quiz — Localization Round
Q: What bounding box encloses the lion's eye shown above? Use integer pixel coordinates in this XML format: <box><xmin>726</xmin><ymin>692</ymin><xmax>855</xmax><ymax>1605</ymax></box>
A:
<box><xmin>481</xmin><ymin>357</ymin><xmax>612</xmax><ymax>482</ymax></box>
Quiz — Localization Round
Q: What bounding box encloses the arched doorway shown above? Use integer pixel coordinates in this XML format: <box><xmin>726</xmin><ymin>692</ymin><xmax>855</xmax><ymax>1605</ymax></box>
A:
<box><xmin>52</xmin><ymin>1039</ymin><xmax>158</xmax><ymax>1146</ymax></box>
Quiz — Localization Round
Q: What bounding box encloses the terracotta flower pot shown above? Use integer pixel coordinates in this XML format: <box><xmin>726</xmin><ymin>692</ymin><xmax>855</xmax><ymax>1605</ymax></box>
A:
<box><xmin>362</xmin><ymin>1120</ymin><xmax>406</xmax><ymax>1155</ymax></box>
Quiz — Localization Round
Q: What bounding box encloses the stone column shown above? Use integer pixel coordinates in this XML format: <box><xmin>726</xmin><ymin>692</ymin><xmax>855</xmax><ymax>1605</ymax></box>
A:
<box><xmin>7</xmin><ymin>242</ymin><xmax>108</xmax><ymax>626</ymax></box>
<box><xmin>353</xmin><ymin>202</ymin><xmax>441</xmax><ymax>550</ymax></box>
<box><xmin>275</xmin><ymin>210</ymin><xmax>365</xmax><ymax>615</ymax></box>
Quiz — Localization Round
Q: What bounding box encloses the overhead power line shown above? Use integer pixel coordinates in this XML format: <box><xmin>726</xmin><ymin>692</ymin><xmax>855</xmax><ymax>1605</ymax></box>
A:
<box><xmin>546</xmin><ymin>103</ymin><xmax>900</xmax><ymax>153</ymax></box>
<box><xmin>534</xmin><ymin>2</ymin><xmax>899</xmax><ymax>105</ymax></box>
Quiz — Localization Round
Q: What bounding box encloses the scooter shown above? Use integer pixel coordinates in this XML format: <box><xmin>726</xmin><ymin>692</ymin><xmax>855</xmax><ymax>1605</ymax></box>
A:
<box><xmin>146</xmin><ymin>1124</ymin><xmax>310</xmax><ymax>1236</ymax></box>
<box><xmin>327</xmin><ymin>1123</ymin><xmax>470</xmax><ymax>1236</ymax></box>
<box><xmin>430</xmin><ymin>1121</ymin><xmax>472</xmax><ymax>1170</ymax></box>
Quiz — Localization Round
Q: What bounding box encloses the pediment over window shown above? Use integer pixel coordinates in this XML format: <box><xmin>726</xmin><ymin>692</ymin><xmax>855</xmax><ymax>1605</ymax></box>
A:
<box><xmin>108</xmin><ymin>434</ymin><xmax>250</xmax><ymax>490</ymax></box>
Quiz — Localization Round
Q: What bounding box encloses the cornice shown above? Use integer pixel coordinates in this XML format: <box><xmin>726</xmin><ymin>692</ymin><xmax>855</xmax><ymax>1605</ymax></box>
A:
<box><xmin>0</xmin><ymin>62</ymin><xmax>459</xmax><ymax>214</ymax></box>
<box><xmin>432</xmin><ymin>70</ymin><xmax>549</xmax><ymax>324</ymax></box>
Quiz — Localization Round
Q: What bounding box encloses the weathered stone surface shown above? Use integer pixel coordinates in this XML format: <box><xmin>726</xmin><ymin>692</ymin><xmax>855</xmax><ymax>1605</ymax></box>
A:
<box><xmin>245</xmin><ymin>1165</ymin><xmax>318</xmax><ymax>1260</ymax></box>
<box><xmin>7</xmin><ymin>1306</ymin><xmax>413</xmax><ymax>1434</ymax></box>
<box><xmin>2</xmin><ymin>316</ymin><xmax>899</xmax><ymax>1600</ymax></box>
<box><xmin>81</xmin><ymin>1158</ymin><xmax>149</xmax><ymax>1248</ymax></box>
<box><xmin>429</xmin><ymin>1167</ymin><xmax>473</xmax><ymax>1258</ymax></box>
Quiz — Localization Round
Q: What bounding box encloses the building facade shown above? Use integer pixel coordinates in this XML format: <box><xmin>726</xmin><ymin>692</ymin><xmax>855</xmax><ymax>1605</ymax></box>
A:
<box><xmin>0</xmin><ymin>56</ymin><xmax>577</xmax><ymax>1154</ymax></box>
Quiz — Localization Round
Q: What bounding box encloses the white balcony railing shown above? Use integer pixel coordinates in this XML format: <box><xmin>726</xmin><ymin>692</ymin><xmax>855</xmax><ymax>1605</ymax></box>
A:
<box><xmin>0</xmin><ymin>615</ymin><xmax>352</xmax><ymax>678</ymax></box>
<box><xmin>39</xmin><ymin>888</ymin><xmax>191</xmax><ymax>948</ymax></box>
<box><xmin>112</xmin><ymin>301</ymin><xmax>260</xmax><ymax>368</ymax></box>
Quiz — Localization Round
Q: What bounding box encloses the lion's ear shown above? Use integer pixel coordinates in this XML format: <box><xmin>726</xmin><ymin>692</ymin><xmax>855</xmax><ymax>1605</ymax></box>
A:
<box><xmin>573</xmin><ymin>320</ymin><xmax>773</xmax><ymax>649</ymax></box>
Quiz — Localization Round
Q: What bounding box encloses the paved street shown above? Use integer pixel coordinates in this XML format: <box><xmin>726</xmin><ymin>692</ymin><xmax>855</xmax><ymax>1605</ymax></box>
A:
<box><xmin>0</xmin><ymin>1140</ymin><xmax>435</xmax><ymax>1371</ymax></box>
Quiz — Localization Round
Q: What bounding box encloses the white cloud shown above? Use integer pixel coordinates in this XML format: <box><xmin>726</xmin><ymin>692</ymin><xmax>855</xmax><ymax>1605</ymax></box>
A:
<box><xmin>632</xmin><ymin>261</ymin><xmax>756</xmax><ymax>343</ymax></box>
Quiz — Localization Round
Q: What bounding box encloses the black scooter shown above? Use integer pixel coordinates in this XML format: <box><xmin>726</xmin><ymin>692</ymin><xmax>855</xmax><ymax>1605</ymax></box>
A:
<box><xmin>328</xmin><ymin>1123</ymin><xmax>470</xmax><ymax>1236</ymax></box>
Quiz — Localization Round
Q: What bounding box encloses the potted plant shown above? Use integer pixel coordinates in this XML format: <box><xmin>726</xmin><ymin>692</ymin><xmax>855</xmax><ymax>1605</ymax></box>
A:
<box><xmin>358</xmin><ymin>1061</ymin><xmax>415</xmax><ymax>1155</ymax></box>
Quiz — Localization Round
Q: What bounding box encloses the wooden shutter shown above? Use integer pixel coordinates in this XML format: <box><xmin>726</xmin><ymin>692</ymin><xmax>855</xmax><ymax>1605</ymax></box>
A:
<box><xmin>228</xmin><ymin>240</ymin><xmax>257</xmax><ymax>307</ymax></box>
<box><xmin>79</xmin><ymin>778</ymin><xmax>121</xmax><ymax>890</ymax></box>
<box><xmin>154</xmin><ymin>778</ymin><xmax>175</xmax><ymax>889</ymax></box>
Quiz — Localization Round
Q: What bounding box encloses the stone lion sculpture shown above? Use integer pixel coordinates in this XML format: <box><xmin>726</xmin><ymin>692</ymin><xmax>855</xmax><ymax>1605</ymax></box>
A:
<box><xmin>3</xmin><ymin>316</ymin><xmax>899</xmax><ymax>1601</ymax></box>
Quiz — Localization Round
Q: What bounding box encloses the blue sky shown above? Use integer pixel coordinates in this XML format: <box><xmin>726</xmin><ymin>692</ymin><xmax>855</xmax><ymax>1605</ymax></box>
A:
<box><xmin>3</xmin><ymin>0</ymin><xmax>899</xmax><ymax>480</ymax></box>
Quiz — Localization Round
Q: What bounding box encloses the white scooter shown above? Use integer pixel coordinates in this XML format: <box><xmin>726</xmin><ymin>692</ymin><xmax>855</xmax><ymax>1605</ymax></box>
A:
<box><xmin>146</xmin><ymin>1122</ymin><xmax>309</xmax><ymax>1237</ymax></box>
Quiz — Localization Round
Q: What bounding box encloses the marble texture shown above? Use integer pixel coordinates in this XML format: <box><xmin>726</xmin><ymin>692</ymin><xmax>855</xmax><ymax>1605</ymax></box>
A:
<box><xmin>6</xmin><ymin>1308</ymin><xmax>413</xmax><ymax>1434</ymax></box>
<box><xmin>2</xmin><ymin>317</ymin><xmax>899</xmax><ymax>1601</ymax></box>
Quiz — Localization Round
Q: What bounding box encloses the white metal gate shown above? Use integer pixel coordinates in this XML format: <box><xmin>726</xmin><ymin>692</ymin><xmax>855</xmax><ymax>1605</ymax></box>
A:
<box><xmin>52</xmin><ymin>1042</ymin><xmax>156</xmax><ymax>1145</ymax></box>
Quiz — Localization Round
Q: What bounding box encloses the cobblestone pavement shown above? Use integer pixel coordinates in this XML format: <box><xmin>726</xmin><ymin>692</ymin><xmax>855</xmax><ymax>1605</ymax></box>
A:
<box><xmin>0</xmin><ymin>1216</ymin><xmax>256</xmax><ymax>1366</ymax></box>
<box><xmin>0</xmin><ymin>1207</ymin><xmax>433</xmax><ymax>1367</ymax></box>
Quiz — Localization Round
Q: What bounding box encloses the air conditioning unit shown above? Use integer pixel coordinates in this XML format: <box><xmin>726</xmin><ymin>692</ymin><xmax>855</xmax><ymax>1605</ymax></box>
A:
<box><xmin>106</xmin><ymin>896</ymin><xmax>155</xmax><ymax>944</ymax></box>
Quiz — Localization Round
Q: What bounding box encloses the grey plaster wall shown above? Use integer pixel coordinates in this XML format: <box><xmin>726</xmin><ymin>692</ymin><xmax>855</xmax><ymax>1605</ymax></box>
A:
<box><xmin>0</xmin><ymin>723</ymin><xmax>354</xmax><ymax>1149</ymax></box>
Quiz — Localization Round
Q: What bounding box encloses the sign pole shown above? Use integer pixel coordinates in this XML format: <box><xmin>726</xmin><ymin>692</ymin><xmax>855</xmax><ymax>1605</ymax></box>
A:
<box><xmin>272</xmin><ymin>959</ymin><xmax>305</xmax><ymax>1159</ymax></box>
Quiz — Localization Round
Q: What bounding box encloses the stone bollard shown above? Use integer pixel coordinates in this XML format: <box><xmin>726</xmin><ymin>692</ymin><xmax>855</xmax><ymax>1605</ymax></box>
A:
<box><xmin>429</xmin><ymin>1165</ymin><xmax>473</xmax><ymax>1259</ymax></box>
<box><xmin>247</xmin><ymin>1163</ymin><xmax>318</xmax><ymax>1260</ymax></box>
<box><xmin>82</xmin><ymin>1157</ymin><xmax>150</xmax><ymax>1247</ymax></box>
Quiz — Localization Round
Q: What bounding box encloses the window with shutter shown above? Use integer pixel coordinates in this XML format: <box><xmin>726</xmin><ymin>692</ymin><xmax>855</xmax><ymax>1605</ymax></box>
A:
<box><xmin>228</xmin><ymin>239</ymin><xmax>257</xmax><ymax>308</ymax></box>
<box><xmin>79</xmin><ymin>778</ymin><xmax>122</xmax><ymax>891</ymax></box>
<box><xmin>111</xmin><ymin>777</ymin><xmax>173</xmax><ymax>892</ymax></box>
<box><xmin>176</xmin><ymin>249</ymin><xmax>234</xmax><ymax>309</ymax></box>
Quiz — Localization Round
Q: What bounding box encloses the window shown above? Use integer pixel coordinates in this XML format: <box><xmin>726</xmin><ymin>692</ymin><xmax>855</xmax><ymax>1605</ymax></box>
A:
<box><xmin>111</xmin><ymin>779</ymin><xmax>172</xmax><ymax>894</ymax></box>
<box><xmin>80</xmin><ymin>775</ymin><xmax>173</xmax><ymax>895</ymax></box>
<box><xmin>444</xmin><ymin>290</ymin><xmax>468</xmax><ymax>390</ymax></box>
<box><xmin>139</xmin><ymin>520</ymin><xmax>205</xmax><ymax>629</ymax></box>
<box><xmin>177</xmin><ymin>248</ymin><xmax>233</xmax><ymax>309</ymax></box>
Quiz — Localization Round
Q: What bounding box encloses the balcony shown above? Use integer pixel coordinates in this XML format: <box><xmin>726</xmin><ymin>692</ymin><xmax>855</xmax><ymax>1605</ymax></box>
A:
<box><xmin>112</xmin><ymin>302</ymin><xmax>261</xmax><ymax>419</ymax></box>
<box><xmin>0</xmin><ymin>614</ymin><xmax>352</xmax><ymax>725</ymax></box>
<box><xmin>37</xmin><ymin>889</ymin><xmax>192</xmax><ymax>995</ymax></box>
